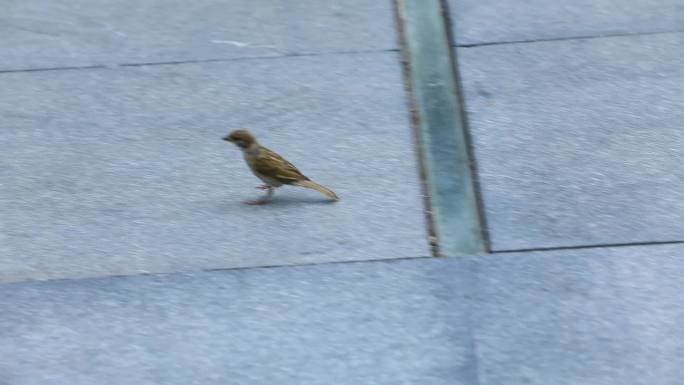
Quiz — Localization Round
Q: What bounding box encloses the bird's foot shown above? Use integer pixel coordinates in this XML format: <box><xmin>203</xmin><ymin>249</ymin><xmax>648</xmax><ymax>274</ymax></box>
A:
<box><xmin>245</xmin><ymin>199</ymin><xmax>272</xmax><ymax>205</ymax></box>
<box><xmin>255</xmin><ymin>185</ymin><xmax>271</xmax><ymax>190</ymax></box>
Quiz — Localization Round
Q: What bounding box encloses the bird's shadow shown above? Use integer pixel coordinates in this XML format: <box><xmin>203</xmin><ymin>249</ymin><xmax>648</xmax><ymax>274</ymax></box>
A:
<box><xmin>215</xmin><ymin>195</ymin><xmax>336</xmax><ymax>212</ymax></box>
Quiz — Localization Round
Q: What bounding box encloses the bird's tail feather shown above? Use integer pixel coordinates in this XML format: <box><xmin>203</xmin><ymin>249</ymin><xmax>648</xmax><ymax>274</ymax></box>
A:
<box><xmin>295</xmin><ymin>180</ymin><xmax>339</xmax><ymax>200</ymax></box>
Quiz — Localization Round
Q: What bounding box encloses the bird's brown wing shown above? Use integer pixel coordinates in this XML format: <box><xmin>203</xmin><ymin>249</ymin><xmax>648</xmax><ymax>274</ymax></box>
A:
<box><xmin>254</xmin><ymin>147</ymin><xmax>309</xmax><ymax>184</ymax></box>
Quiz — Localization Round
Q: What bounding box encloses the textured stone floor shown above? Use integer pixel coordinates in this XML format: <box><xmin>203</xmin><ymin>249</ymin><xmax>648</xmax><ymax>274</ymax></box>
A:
<box><xmin>3</xmin><ymin>0</ymin><xmax>684</xmax><ymax>384</ymax></box>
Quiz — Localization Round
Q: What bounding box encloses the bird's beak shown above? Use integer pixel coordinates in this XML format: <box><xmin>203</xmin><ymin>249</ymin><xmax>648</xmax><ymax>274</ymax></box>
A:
<box><xmin>222</xmin><ymin>135</ymin><xmax>233</xmax><ymax>142</ymax></box>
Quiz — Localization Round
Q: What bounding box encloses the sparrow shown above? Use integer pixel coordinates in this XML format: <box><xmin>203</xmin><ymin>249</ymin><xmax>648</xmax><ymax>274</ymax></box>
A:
<box><xmin>223</xmin><ymin>129</ymin><xmax>339</xmax><ymax>205</ymax></box>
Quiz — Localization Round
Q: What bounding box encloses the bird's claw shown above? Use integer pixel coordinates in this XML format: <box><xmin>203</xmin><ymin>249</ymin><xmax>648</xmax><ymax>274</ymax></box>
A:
<box><xmin>255</xmin><ymin>185</ymin><xmax>271</xmax><ymax>190</ymax></box>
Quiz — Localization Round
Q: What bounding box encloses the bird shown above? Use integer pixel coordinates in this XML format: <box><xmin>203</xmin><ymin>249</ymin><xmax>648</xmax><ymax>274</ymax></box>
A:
<box><xmin>222</xmin><ymin>129</ymin><xmax>339</xmax><ymax>205</ymax></box>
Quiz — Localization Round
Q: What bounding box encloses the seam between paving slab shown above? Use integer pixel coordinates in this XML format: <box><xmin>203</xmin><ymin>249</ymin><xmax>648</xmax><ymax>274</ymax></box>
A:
<box><xmin>395</xmin><ymin>0</ymin><xmax>487</xmax><ymax>256</ymax></box>
<box><xmin>0</xmin><ymin>254</ymin><xmax>435</xmax><ymax>288</ymax></box>
<box><xmin>493</xmin><ymin>239</ymin><xmax>684</xmax><ymax>254</ymax></box>
<box><xmin>5</xmin><ymin>238</ymin><xmax>684</xmax><ymax>288</ymax></box>
<box><xmin>0</xmin><ymin>48</ymin><xmax>400</xmax><ymax>75</ymax></box>
<box><xmin>455</xmin><ymin>29</ymin><xmax>684</xmax><ymax>48</ymax></box>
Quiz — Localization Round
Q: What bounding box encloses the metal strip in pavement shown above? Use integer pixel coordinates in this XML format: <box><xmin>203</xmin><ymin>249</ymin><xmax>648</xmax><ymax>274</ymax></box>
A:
<box><xmin>395</xmin><ymin>0</ymin><xmax>487</xmax><ymax>256</ymax></box>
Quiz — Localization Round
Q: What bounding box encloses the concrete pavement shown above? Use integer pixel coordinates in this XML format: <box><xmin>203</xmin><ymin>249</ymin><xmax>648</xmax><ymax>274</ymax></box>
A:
<box><xmin>3</xmin><ymin>0</ymin><xmax>684</xmax><ymax>384</ymax></box>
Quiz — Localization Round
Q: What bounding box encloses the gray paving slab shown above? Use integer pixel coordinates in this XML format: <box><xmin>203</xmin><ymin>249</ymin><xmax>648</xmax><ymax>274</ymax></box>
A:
<box><xmin>0</xmin><ymin>257</ymin><xmax>476</xmax><ymax>385</ymax></box>
<box><xmin>5</xmin><ymin>243</ymin><xmax>684</xmax><ymax>385</ymax></box>
<box><xmin>0</xmin><ymin>0</ymin><xmax>396</xmax><ymax>71</ymax></box>
<box><xmin>470</xmin><ymin>244</ymin><xmax>684</xmax><ymax>385</ymax></box>
<box><xmin>0</xmin><ymin>52</ymin><xmax>429</xmax><ymax>283</ymax></box>
<box><xmin>457</xmin><ymin>32</ymin><xmax>684</xmax><ymax>250</ymax></box>
<box><xmin>448</xmin><ymin>0</ymin><xmax>684</xmax><ymax>45</ymax></box>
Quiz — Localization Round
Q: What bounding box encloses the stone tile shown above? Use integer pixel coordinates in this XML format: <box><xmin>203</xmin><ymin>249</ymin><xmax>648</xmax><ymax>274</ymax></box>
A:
<box><xmin>448</xmin><ymin>0</ymin><xmax>684</xmax><ymax>45</ymax></box>
<box><xmin>457</xmin><ymin>33</ymin><xmax>684</xmax><ymax>250</ymax></box>
<box><xmin>0</xmin><ymin>0</ymin><xmax>396</xmax><ymax>71</ymax></box>
<box><xmin>0</xmin><ymin>52</ymin><xmax>429</xmax><ymax>283</ymax></box>
<box><xmin>0</xmin><ymin>258</ymin><xmax>476</xmax><ymax>385</ymax></box>
<box><xmin>470</xmin><ymin>244</ymin><xmax>684</xmax><ymax>385</ymax></box>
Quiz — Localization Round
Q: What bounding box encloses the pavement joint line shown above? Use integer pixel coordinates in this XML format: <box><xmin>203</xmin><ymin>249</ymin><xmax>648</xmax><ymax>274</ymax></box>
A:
<box><xmin>0</xmin><ymin>64</ymin><xmax>107</xmax><ymax>74</ymax></box>
<box><xmin>0</xmin><ymin>48</ymin><xmax>400</xmax><ymax>75</ymax></box>
<box><xmin>396</xmin><ymin>0</ymin><xmax>486</xmax><ymax>256</ymax></box>
<box><xmin>493</xmin><ymin>239</ymin><xmax>684</xmax><ymax>254</ymax></box>
<box><xmin>118</xmin><ymin>48</ymin><xmax>400</xmax><ymax>67</ymax></box>
<box><xmin>456</xmin><ymin>28</ymin><xmax>684</xmax><ymax>48</ymax></box>
<box><xmin>0</xmin><ymin>254</ymin><xmax>436</xmax><ymax>288</ymax></box>
<box><xmin>6</xmin><ymin>239</ymin><xmax>684</xmax><ymax>287</ymax></box>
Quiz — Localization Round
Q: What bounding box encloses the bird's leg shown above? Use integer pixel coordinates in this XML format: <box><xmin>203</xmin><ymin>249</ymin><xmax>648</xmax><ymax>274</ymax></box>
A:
<box><xmin>255</xmin><ymin>184</ymin><xmax>271</xmax><ymax>190</ymax></box>
<box><xmin>245</xmin><ymin>186</ymin><xmax>274</xmax><ymax>205</ymax></box>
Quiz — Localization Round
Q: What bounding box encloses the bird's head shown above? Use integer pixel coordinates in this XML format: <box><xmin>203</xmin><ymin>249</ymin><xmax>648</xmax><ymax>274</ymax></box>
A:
<box><xmin>223</xmin><ymin>129</ymin><xmax>257</xmax><ymax>149</ymax></box>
